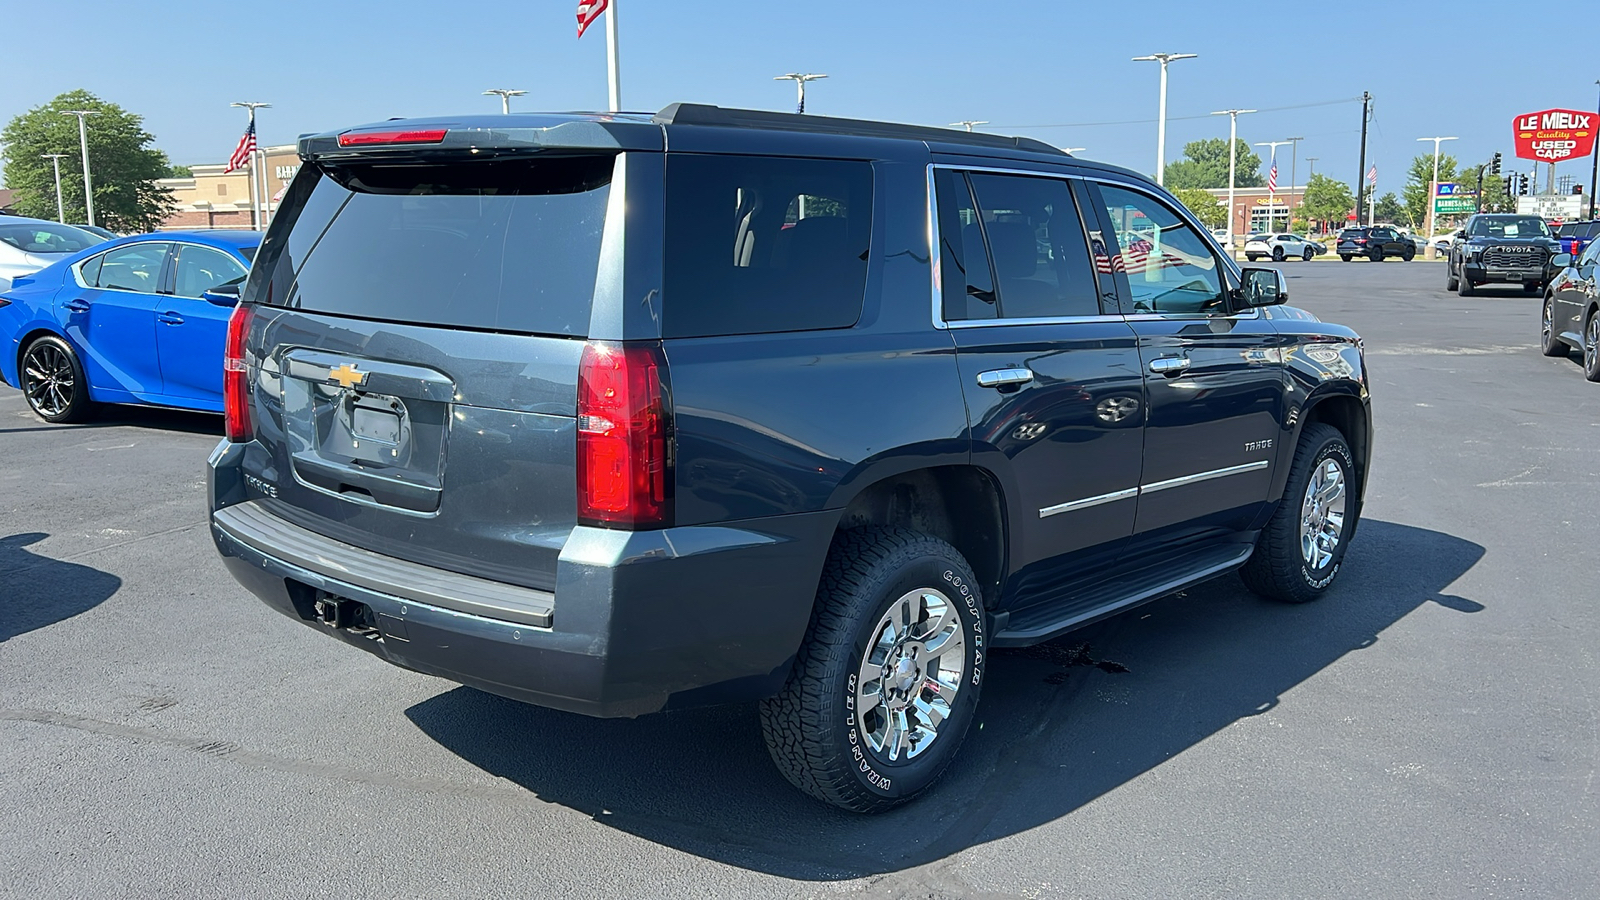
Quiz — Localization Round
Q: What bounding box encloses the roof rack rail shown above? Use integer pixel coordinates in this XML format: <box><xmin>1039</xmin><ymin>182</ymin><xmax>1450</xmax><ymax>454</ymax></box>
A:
<box><xmin>653</xmin><ymin>103</ymin><xmax>1067</xmax><ymax>157</ymax></box>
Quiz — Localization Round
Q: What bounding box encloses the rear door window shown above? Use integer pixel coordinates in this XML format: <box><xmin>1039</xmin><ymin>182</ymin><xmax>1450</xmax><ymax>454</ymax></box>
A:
<box><xmin>96</xmin><ymin>243</ymin><xmax>170</xmax><ymax>293</ymax></box>
<box><xmin>276</xmin><ymin>155</ymin><xmax>615</xmax><ymax>337</ymax></box>
<box><xmin>964</xmin><ymin>172</ymin><xmax>1101</xmax><ymax>319</ymax></box>
<box><xmin>662</xmin><ymin>154</ymin><xmax>872</xmax><ymax>338</ymax></box>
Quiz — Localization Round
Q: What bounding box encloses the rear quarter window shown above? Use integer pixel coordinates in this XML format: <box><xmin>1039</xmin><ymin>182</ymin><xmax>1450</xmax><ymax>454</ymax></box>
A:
<box><xmin>662</xmin><ymin>154</ymin><xmax>872</xmax><ymax>338</ymax></box>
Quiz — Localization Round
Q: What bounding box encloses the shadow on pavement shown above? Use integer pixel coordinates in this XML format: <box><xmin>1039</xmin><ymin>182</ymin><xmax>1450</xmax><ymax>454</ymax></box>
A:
<box><xmin>0</xmin><ymin>399</ymin><xmax>220</xmax><ymax>437</ymax></box>
<box><xmin>0</xmin><ymin>533</ymin><xmax>123</xmax><ymax>642</ymax></box>
<box><xmin>406</xmin><ymin>519</ymin><xmax>1483</xmax><ymax>879</ymax></box>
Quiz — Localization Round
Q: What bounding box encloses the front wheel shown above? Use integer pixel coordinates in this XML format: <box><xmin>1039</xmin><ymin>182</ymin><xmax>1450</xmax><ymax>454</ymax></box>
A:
<box><xmin>1523</xmin><ymin>282</ymin><xmax>1541</xmax><ymax>294</ymax></box>
<box><xmin>1302</xmin><ymin>248</ymin><xmax>1314</xmax><ymax>261</ymax></box>
<box><xmin>1458</xmin><ymin>274</ymin><xmax>1475</xmax><ymax>297</ymax></box>
<box><xmin>19</xmin><ymin>335</ymin><xmax>93</xmax><ymax>424</ymax></box>
<box><xmin>1446</xmin><ymin>260</ymin><xmax>1459</xmax><ymax>291</ymax></box>
<box><xmin>759</xmin><ymin>527</ymin><xmax>987</xmax><ymax>813</ymax></box>
<box><xmin>1542</xmin><ymin>296</ymin><xmax>1571</xmax><ymax>357</ymax></box>
<box><xmin>1241</xmin><ymin>423</ymin><xmax>1358</xmax><ymax>603</ymax></box>
<box><xmin>1401</xmin><ymin>247</ymin><xmax>1415</xmax><ymax>262</ymax></box>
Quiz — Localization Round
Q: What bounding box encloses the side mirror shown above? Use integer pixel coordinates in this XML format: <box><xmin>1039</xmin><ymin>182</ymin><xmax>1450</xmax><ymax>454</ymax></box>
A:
<box><xmin>201</xmin><ymin>283</ymin><xmax>241</xmax><ymax>306</ymax></box>
<box><xmin>1552</xmin><ymin>253</ymin><xmax>1573</xmax><ymax>268</ymax></box>
<box><xmin>1238</xmin><ymin>267</ymin><xmax>1288</xmax><ymax>308</ymax></box>
<box><xmin>1454</xmin><ymin>229</ymin><xmax>1466</xmax><ymax>238</ymax></box>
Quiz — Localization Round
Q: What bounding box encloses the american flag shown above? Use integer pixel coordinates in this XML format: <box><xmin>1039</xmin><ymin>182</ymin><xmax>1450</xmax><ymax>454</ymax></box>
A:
<box><xmin>224</xmin><ymin>120</ymin><xmax>257</xmax><ymax>174</ymax></box>
<box><xmin>576</xmin><ymin>0</ymin><xmax>608</xmax><ymax>38</ymax></box>
<box><xmin>1268</xmin><ymin>161</ymin><xmax>1278</xmax><ymax>193</ymax></box>
<box><xmin>1367</xmin><ymin>164</ymin><xmax>1377</xmax><ymax>186</ymax></box>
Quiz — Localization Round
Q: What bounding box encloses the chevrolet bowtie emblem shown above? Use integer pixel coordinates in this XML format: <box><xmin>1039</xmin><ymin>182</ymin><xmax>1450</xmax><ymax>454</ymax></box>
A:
<box><xmin>328</xmin><ymin>364</ymin><xmax>368</xmax><ymax>389</ymax></box>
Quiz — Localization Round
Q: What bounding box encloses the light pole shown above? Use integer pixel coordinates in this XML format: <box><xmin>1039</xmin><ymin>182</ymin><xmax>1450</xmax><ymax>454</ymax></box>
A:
<box><xmin>1133</xmin><ymin>52</ymin><xmax>1198</xmax><ymax>186</ymax></box>
<box><xmin>774</xmin><ymin>73</ymin><xmax>827</xmax><ymax>114</ymax></box>
<box><xmin>949</xmin><ymin>120</ymin><xmax>988</xmax><ymax>132</ymax></box>
<box><xmin>1285</xmin><ymin>136</ymin><xmax>1304</xmax><ymax>224</ymax></box>
<box><xmin>231</xmin><ymin>102</ymin><xmax>271</xmax><ymax>229</ymax></box>
<box><xmin>60</xmin><ymin>110</ymin><xmax>99</xmax><ymax>227</ymax></box>
<box><xmin>42</xmin><ymin>153</ymin><xmax>67</xmax><ymax>223</ymax></box>
<box><xmin>1418</xmin><ymin>135</ymin><xmax>1458</xmax><ymax>259</ymax></box>
<box><xmin>483</xmin><ymin>89</ymin><xmax>527</xmax><ymax>114</ymax></box>
<box><xmin>1255</xmin><ymin>140</ymin><xmax>1292</xmax><ymax>231</ymax></box>
<box><xmin>1211</xmin><ymin>108</ymin><xmax>1257</xmax><ymax>253</ymax></box>
<box><xmin>1305</xmin><ymin>157</ymin><xmax>1319</xmax><ymax>233</ymax></box>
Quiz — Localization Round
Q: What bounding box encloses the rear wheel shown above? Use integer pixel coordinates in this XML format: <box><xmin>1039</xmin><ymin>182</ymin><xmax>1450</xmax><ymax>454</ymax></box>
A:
<box><xmin>1585</xmin><ymin>311</ymin><xmax>1600</xmax><ymax>382</ymax></box>
<box><xmin>1246</xmin><ymin>254</ymin><xmax>1261</xmax><ymax>262</ymax></box>
<box><xmin>19</xmin><ymin>335</ymin><xmax>93</xmax><ymax>424</ymax></box>
<box><xmin>1272</xmin><ymin>246</ymin><xmax>1286</xmax><ymax>262</ymax></box>
<box><xmin>1241</xmin><ymin>424</ymin><xmax>1357</xmax><ymax>604</ymax></box>
<box><xmin>1370</xmin><ymin>248</ymin><xmax>1385</xmax><ymax>263</ymax></box>
<box><xmin>1541</xmin><ymin>296</ymin><xmax>1570</xmax><ymax>357</ymax></box>
<box><xmin>1340</xmin><ymin>254</ymin><xmax>1352</xmax><ymax>262</ymax></box>
<box><xmin>759</xmin><ymin>527</ymin><xmax>986</xmax><ymax>813</ymax></box>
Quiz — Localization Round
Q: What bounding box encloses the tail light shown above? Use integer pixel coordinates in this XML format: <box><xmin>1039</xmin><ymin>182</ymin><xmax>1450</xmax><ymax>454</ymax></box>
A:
<box><xmin>337</xmin><ymin>128</ymin><xmax>448</xmax><ymax>147</ymax></box>
<box><xmin>0</xmin><ymin>298</ymin><xmax>10</xmax><ymax>308</ymax></box>
<box><xmin>577</xmin><ymin>342</ymin><xmax>671</xmax><ymax>528</ymax></box>
<box><xmin>1355</xmin><ymin>238</ymin><xmax>1368</xmax><ymax>244</ymax></box>
<box><xmin>224</xmin><ymin>304</ymin><xmax>255</xmax><ymax>442</ymax></box>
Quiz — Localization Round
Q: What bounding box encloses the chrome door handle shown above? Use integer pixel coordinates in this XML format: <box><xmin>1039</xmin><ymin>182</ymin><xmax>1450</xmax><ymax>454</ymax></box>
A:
<box><xmin>975</xmin><ymin>367</ymin><xmax>1034</xmax><ymax>388</ymax></box>
<box><xmin>1149</xmin><ymin>356</ymin><xmax>1191</xmax><ymax>375</ymax></box>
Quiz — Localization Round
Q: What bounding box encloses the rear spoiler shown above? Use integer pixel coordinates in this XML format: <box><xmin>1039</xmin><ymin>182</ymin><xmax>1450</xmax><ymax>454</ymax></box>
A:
<box><xmin>299</xmin><ymin>114</ymin><xmax>664</xmax><ymax>163</ymax></box>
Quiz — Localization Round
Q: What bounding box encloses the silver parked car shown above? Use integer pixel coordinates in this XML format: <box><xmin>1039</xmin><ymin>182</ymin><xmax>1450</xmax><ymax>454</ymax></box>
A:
<box><xmin>0</xmin><ymin>217</ymin><xmax>107</xmax><ymax>290</ymax></box>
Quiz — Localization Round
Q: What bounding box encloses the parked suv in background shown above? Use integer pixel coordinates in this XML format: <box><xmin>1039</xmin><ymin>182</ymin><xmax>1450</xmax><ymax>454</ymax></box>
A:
<box><xmin>209</xmin><ymin>105</ymin><xmax>1372</xmax><ymax>812</ymax></box>
<box><xmin>1244</xmin><ymin>233</ymin><xmax>1317</xmax><ymax>262</ymax></box>
<box><xmin>1446</xmin><ymin>213</ymin><xmax>1561</xmax><ymax>296</ymax></box>
<box><xmin>1337</xmin><ymin>226</ymin><xmax>1414</xmax><ymax>262</ymax></box>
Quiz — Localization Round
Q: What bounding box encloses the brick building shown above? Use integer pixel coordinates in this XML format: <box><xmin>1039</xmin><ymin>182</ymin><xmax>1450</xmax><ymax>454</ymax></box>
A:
<box><xmin>156</xmin><ymin>145</ymin><xmax>300</xmax><ymax>230</ymax></box>
<box><xmin>1200</xmin><ymin>186</ymin><xmax>1316</xmax><ymax>237</ymax></box>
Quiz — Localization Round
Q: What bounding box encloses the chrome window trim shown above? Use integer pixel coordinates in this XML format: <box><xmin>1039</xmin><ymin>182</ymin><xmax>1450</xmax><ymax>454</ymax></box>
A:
<box><xmin>1036</xmin><ymin>460</ymin><xmax>1270</xmax><ymax>518</ymax></box>
<box><xmin>69</xmin><ymin>239</ymin><xmax>247</xmax><ymax>296</ymax></box>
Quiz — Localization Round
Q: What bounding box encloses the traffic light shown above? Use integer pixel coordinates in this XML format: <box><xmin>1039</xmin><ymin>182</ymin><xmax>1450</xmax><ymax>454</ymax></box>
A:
<box><xmin>1576</xmin><ymin>184</ymin><xmax>1587</xmax><ymax>196</ymax></box>
<box><xmin>1505</xmin><ymin>175</ymin><xmax>1515</xmax><ymax>198</ymax></box>
<box><xmin>1519</xmin><ymin>173</ymin><xmax>1530</xmax><ymax>195</ymax></box>
<box><xmin>1491</xmin><ymin>152</ymin><xmax>1502</xmax><ymax>176</ymax></box>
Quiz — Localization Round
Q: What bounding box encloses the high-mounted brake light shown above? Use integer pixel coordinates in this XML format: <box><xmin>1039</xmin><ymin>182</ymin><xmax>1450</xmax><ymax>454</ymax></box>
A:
<box><xmin>224</xmin><ymin>304</ymin><xmax>255</xmax><ymax>442</ymax></box>
<box><xmin>336</xmin><ymin>128</ymin><xmax>448</xmax><ymax>147</ymax></box>
<box><xmin>577</xmin><ymin>342</ymin><xmax>671</xmax><ymax>528</ymax></box>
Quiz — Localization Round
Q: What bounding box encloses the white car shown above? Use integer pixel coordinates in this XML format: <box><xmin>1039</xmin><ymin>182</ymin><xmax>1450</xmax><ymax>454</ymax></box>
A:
<box><xmin>1244</xmin><ymin>233</ymin><xmax>1317</xmax><ymax>262</ymax></box>
<box><xmin>0</xmin><ymin>217</ymin><xmax>106</xmax><ymax>291</ymax></box>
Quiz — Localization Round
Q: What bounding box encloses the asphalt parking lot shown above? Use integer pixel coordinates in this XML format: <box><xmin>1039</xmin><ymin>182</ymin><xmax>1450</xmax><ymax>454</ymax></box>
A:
<box><xmin>2</xmin><ymin>259</ymin><xmax>1596</xmax><ymax>899</ymax></box>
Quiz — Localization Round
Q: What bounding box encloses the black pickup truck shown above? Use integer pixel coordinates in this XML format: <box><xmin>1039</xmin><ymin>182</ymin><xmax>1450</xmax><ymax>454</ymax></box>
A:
<box><xmin>208</xmin><ymin>104</ymin><xmax>1373</xmax><ymax>812</ymax></box>
<box><xmin>1447</xmin><ymin>213</ymin><xmax>1562</xmax><ymax>295</ymax></box>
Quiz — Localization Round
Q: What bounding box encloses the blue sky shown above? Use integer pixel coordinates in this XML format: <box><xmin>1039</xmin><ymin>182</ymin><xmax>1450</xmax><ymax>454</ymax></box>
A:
<box><xmin>3</xmin><ymin>0</ymin><xmax>1595</xmax><ymax>197</ymax></box>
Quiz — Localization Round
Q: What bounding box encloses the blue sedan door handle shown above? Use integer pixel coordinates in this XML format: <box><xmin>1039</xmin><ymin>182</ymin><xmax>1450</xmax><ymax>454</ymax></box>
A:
<box><xmin>158</xmin><ymin>312</ymin><xmax>185</xmax><ymax>325</ymax></box>
<box><xmin>64</xmin><ymin>298</ymin><xmax>90</xmax><ymax>312</ymax></box>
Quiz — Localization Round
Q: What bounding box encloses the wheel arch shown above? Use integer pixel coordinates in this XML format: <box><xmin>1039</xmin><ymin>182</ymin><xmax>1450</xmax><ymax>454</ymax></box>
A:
<box><xmin>10</xmin><ymin>325</ymin><xmax>71</xmax><ymax>384</ymax></box>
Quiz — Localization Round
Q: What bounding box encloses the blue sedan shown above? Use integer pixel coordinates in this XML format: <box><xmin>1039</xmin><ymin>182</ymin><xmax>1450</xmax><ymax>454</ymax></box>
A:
<box><xmin>0</xmin><ymin>231</ymin><xmax>259</xmax><ymax>423</ymax></box>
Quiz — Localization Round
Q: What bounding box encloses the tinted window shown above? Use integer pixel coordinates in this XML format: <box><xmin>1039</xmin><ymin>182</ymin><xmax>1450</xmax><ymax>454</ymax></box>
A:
<box><xmin>79</xmin><ymin>254</ymin><xmax>103</xmax><ymax>285</ymax></box>
<box><xmin>96</xmin><ymin>243</ymin><xmax>168</xmax><ymax>293</ymax></box>
<box><xmin>967</xmin><ymin>172</ymin><xmax>1100</xmax><ymax>319</ymax></box>
<box><xmin>1581</xmin><ymin>238</ymin><xmax>1600</xmax><ymax>266</ymax></box>
<box><xmin>280</xmin><ymin>156</ymin><xmax>614</xmax><ymax>336</ymax></box>
<box><xmin>0</xmin><ymin>222</ymin><xmax>101</xmax><ymax>254</ymax></box>
<box><xmin>1467</xmin><ymin>216</ymin><xmax>1550</xmax><ymax>238</ymax></box>
<box><xmin>663</xmin><ymin>154</ymin><xmax>871</xmax><ymax>338</ymax></box>
<box><xmin>1559</xmin><ymin>224</ymin><xmax>1579</xmax><ymax>237</ymax></box>
<box><xmin>935</xmin><ymin>170</ymin><xmax>997</xmax><ymax>321</ymax></box>
<box><xmin>173</xmin><ymin>245</ymin><xmax>248</xmax><ymax>298</ymax></box>
<box><xmin>1098</xmin><ymin>184</ymin><xmax>1225</xmax><ymax>315</ymax></box>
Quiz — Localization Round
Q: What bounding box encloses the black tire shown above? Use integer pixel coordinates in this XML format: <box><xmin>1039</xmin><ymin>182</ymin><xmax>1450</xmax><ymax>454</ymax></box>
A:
<box><xmin>1370</xmin><ymin>248</ymin><xmax>1384</xmax><ymax>263</ymax></box>
<box><xmin>1446</xmin><ymin>259</ymin><xmax>1459</xmax><ymax>291</ymax></box>
<box><xmin>1246</xmin><ymin>254</ymin><xmax>1260</xmax><ymax>262</ymax></box>
<box><xmin>759</xmin><ymin>527</ymin><xmax>987</xmax><ymax>813</ymax></box>
<box><xmin>1541</xmin><ymin>295</ymin><xmax>1571</xmax><ymax>358</ymax></box>
<box><xmin>18</xmin><ymin>335</ymin><xmax>93</xmax><ymax>424</ymax></box>
<box><xmin>1302</xmin><ymin>248</ymin><xmax>1314</xmax><ymax>261</ymax></box>
<box><xmin>1272</xmin><ymin>246</ymin><xmax>1286</xmax><ymax>262</ymax></box>
<box><xmin>1584</xmin><ymin>310</ymin><xmax>1600</xmax><ymax>383</ymax></box>
<box><xmin>1458</xmin><ymin>274</ymin><xmax>1475</xmax><ymax>297</ymax></box>
<box><xmin>1241</xmin><ymin>423</ymin><xmax>1358</xmax><ymax>604</ymax></box>
<box><xmin>1340</xmin><ymin>254</ymin><xmax>1352</xmax><ymax>262</ymax></box>
<box><xmin>1522</xmin><ymin>282</ymin><xmax>1541</xmax><ymax>294</ymax></box>
<box><xmin>1401</xmin><ymin>247</ymin><xmax>1415</xmax><ymax>262</ymax></box>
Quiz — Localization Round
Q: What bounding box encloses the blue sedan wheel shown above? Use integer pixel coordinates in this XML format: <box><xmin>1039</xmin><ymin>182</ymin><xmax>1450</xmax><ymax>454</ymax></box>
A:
<box><xmin>20</xmin><ymin>335</ymin><xmax>93</xmax><ymax>423</ymax></box>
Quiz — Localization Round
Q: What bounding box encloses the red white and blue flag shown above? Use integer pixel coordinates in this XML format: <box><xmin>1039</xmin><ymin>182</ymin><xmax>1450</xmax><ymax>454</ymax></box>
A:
<box><xmin>1268</xmin><ymin>161</ymin><xmax>1278</xmax><ymax>193</ymax></box>
<box><xmin>224</xmin><ymin>120</ymin><xmax>256</xmax><ymax>174</ymax></box>
<box><xmin>576</xmin><ymin>0</ymin><xmax>608</xmax><ymax>38</ymax></box>
<box><xmin>1367</xmin><ymin>164</ymin><xmax>1378</xmax><ymax>186</ymax></box>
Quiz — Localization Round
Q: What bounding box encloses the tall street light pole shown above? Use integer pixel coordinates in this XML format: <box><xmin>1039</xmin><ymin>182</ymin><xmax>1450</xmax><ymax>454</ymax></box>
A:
<box><xmin>1418</xmin><ymin>135</ymin><xmax>1458</xmax><ymax>258</ymax></box>
<box><xmin>949</xmin><ymin>120</ymin><xmax>988</xmax><ymax>132</ymax></box>
<box><xmin>1285</xmin><ymin>136</ymin><xmax>1304</xmax><ymax>220</ymax></box>
<box><xmin>1590</xmin><ymin>80</ymin><xmax>1600</xmax><ymax>219</ymax></box>
<box><xmin>1255</xmin><ymin>140</ymin><xmax>1292</xmax><ymax>230</ymax></box>
<box><xmin>1355</xmin><ymin>91</ymin><xmax>1371</xmax><ymax>230</ymax></box>
<box><xmin>1133</xmin><ymin>53</ymin><xmax>1197</xmax><ymax>186</ymax></box>
<box><xmin>483</xmin><ymin>89</ymin><xmax>527</xmax><ymax>114</ymax></box>
<box><xmin>1212</xmin><ymin>108</ymin><xmax>1256</xmax><ymax>253</ymax></box>
<box><xmin>42</xmin><ymin>154</ymin><xmax>68</xmax><ymax>223</ymax></box>
<box><xmin>61</xmin><ymin>110</ymin><xmax>99</xmax><ymax>227</ymax></box>
<box><xmin>231</xmin><ymin>102</ymin><xmax>271</xmax><ymax>229</ymax></box>
<box><xmin>775</xmin><ymin>73</ymin><xmax>828</xmax><ymax>114</ymax></box>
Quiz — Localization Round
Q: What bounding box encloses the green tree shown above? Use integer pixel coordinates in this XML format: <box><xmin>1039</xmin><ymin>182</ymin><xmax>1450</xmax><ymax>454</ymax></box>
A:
<box><xmin>1170</xmin><ymin>187</ymin><xmax>1227</xmax><ymax>229</ymax></box>
<box><xmin>1300</xmin><ymin>173</ymin><xmax>1354</xmax><ymax>230</ymax></box>
<box><xmin>1373</xmin><ymin>192</ymin><xmax>1406</xmax><ymax>226</ymax></box>
<box><xmin>0</xmin><ymin>90</ymin><xmax>176</xmax><ymax>231</ymax></box>
<box><xmin>1403</xmin><ymin>152</ymin><xmax>1458</xmax><ymax>231</ymax></box>
<box><xmin>1163</xmin><ymin>138</ymin><xmax>1265</xmax><ymax>190</ymax></box>
<box><xmin>1477</xmin><ymin>171</ymin><xmax>1515</xmax><ymax>214</ymax></box>
<box><xmin>168</xmin><ymin>164</ymin><xmax>192</xmax><ymax>178</ymax></box>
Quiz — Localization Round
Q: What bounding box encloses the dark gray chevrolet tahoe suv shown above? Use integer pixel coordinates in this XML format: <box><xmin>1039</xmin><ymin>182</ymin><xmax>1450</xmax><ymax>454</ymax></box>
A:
<box><xmin>209</xmin><ymin>104</ymin><xmax>1372</xmax><ymax>812</ymax></box>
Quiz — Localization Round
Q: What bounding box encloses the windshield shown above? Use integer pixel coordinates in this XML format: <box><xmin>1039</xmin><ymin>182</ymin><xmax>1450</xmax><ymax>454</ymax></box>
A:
<box><xmin>0</xmin><ymin>222</ymin><xmax>105</xmax><ymax>254</ymax></box>
<box><xmin>1468</xmin><ymin>217</ymin><xmax>1551</xmax><ymax>238</ymax></box>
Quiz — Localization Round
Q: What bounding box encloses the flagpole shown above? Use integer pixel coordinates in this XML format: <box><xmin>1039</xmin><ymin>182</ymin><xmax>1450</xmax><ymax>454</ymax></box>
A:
<box><xmin>605</xmin><ymin>0</ymin><xmax>621</xmax><ymax>112</ymax></box>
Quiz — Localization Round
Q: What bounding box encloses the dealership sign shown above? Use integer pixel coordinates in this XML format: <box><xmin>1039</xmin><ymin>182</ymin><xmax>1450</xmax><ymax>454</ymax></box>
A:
<box><xmin>1513</xmin><ymin>109</ymin><xmax>1597</xmax><ymax>162</ymax></box>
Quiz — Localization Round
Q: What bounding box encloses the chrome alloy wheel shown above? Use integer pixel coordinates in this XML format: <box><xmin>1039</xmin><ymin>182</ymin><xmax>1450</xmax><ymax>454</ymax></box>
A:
<box><xmin>1299</xmin><ymin>458</ymin><xmax>1347</xmax><ymax>570</ymax></box>
<box><xmin>1543</xmin><ymin>299</ymin><xmax>1555</xmax><ymax>349</ymax></box>
<box><xmin>1587</xmin><ymin>314</ymin><xmax>1600</xmax><ymax>374</ymax></box>
<box><xmin>855</xmin><ymin>588</ymin><xmax>966</xmax><ymax>762</ymax></box>
<box><xmin>21</xmin><ymin>342</ymin><xmax>76</xmax><ymax>418</ymax></box>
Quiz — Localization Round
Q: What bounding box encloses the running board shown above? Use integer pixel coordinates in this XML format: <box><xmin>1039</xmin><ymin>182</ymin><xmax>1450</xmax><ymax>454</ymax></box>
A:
<box><xmin>991</xmin><ymin>544</ymin><xmax>1255</xmax><ymax>647</ymax></box>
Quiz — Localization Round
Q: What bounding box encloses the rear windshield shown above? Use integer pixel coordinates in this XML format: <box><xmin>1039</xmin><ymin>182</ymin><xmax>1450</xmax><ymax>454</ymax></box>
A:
<box><xmin>1339</xmin><ymin>229</ymin><xmax>1363</xmax><ymax>238</ymax></box>
<box><xmin>264</xmin><ymin>155</ymin><xmax>613</xmax><ymax>337</ymax></box>
<box><xmin>0</xmin><ymin>222</ymin><xmax>103</xmax><ymax>254</ymax></box>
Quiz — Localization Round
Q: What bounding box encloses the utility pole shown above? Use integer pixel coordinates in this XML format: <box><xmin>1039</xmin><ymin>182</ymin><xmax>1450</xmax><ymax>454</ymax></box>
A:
<box><xmin>774</xmin><ymin>73</ymin><xmax>828</xmax><ymax>114</ymax></box>
<box><xmin>61</xmin><ymin>109</ymin><xmax>99</xmax><ymax>227</ymax></box>
<box><xmin>1592</xmin><ymin>80</ymin><xmax>1600</xmax><ymax>219</ymax></box>
<box><xmin>1285</xmin><ymin>136</ymin><xmax>1304</xmax><ymax>222</ymax></box>
<box><xmin>1256</xmin><ymin>140</ymin><xmax>1292</xmax><ymax>230</ymax></box>
<box><xmin>1417</xmin><ymin>136</ymin><xmax>1458</xmax><ymax>259</ymax></box>
<box><xmin>949</xmin><ymin>120</ymin><xmax>988</xmax><ymax>132</ymax></box>
<box><xmin>1355</xmin><ymin>91</ymin><xmax>1371</xmax><ymax>231</ymax></box>
<box><xmin>483</xmin><ymin>89</ymin><xmax>527</xmax><ymax>114</ymax></box>
<box><xmin>42</xmin><ymin>153</ymin><xmax>67</xmax><ymax>223</ymax></box>
<box><xmin>1211</xmin><ymin>108</ymin><xmax>1257</xmax><ymax>253</ymax></box>
<box><xmin>231</xmin><ymin>102</ymin><xmax>270</xmax><ymax>229</ymax></box>
<box><xmin>1132</xmin><ymin>53</ymin><xmax>1198</xmax><ymax>186</ymax></box>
